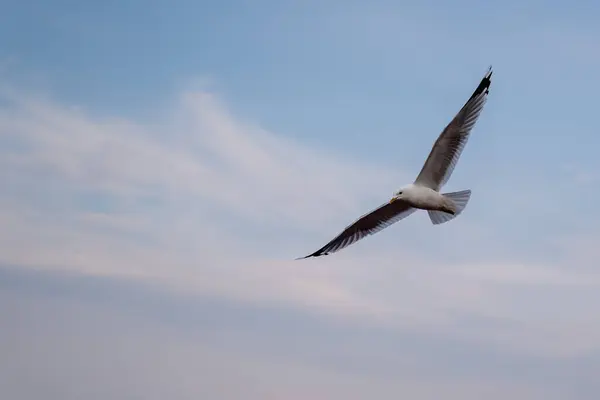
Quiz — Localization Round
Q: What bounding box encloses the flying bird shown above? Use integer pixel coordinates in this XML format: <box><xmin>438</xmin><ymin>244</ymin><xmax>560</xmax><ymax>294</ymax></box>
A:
<box><xmin>298</xmin><ymin>66</ymin><xmax>493</xmax><ymax>259</ymax></box>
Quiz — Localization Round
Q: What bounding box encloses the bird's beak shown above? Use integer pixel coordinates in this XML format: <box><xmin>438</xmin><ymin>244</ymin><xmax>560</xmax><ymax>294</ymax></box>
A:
<box><xmin>389</xmin><ymin>197</ymin><xmax>398</xmax><ymax>204</ymax></box>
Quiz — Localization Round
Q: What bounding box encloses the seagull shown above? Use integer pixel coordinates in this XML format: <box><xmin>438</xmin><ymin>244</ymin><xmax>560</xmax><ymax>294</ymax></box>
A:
<box><xmin>298</xmin><ymin>66</ymin><xmax>493</xmax><ymax>259</ymax></box>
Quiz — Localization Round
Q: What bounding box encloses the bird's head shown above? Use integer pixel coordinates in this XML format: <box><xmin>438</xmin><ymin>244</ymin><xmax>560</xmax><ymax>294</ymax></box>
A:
<box><xmin>389</xmin><ymin>188</ymin><xmax>405</xmax><ymax>204</ymax></box>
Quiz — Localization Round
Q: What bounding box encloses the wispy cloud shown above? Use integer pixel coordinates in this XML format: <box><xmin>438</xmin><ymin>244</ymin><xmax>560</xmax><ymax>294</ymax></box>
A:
<box><xmin>0</xmin><ymin>84</ymin><xmax>407</xmax><ymax>320</ymax></box>
<box><xmin>0</xmin><ymin>86</ymin><xmax>401</xmax><ymax>226</ymax></box>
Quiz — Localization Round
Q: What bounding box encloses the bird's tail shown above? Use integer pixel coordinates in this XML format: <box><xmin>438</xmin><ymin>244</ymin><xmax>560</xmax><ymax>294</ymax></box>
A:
<box><xmin>428</xmin><ymin>189</ymin><xmax>471</xmax><ymax>225</ymax></box>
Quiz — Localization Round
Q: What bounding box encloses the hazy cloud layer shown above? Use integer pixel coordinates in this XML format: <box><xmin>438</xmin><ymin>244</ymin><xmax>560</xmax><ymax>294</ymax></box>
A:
<box><xmin>2</xmin><ymin>267</ymin><xmax>598</xmax><ymax>400</ymax></box>
<box><xmin>2</xmin><ymin>2</ymin><xmax>600</xmax><ymax>395</ymax></box>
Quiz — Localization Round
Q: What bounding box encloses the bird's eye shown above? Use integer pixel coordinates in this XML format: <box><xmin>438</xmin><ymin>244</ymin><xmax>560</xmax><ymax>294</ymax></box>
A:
<box><xmin>397</xmin><ymin>191</ymin><xmax>402</xmax><ymax>195</ymax></box>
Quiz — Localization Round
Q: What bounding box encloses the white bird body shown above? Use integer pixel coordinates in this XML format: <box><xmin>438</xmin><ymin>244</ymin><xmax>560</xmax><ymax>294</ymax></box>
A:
<box><xmin>393</xmin><ymin>184</ymin><xmax>455</xmax><ymax>214</ymax></box>
<box><xmin>298</xmin><ymin>67</ymin><xmax>492</xmax><ymax>259</ymax></box>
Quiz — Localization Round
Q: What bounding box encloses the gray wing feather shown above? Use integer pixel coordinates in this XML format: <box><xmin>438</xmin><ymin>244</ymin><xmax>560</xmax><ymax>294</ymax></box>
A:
<box><xmin>415</xmin><ymin>67</ymin><xmax>492</xmax><ymax>190</ymax></box>
<box><xmin>298</xmin><ymin>200</ymin><xmax>416</xmax><ymax>258</ymax></box>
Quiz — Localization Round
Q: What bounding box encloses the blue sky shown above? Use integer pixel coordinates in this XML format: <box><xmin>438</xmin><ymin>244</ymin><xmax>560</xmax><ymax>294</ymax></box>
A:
<box><xmin>1</xmin><ymin>1</ymin><xmax>600</xmax><ymax>399</ymax></box>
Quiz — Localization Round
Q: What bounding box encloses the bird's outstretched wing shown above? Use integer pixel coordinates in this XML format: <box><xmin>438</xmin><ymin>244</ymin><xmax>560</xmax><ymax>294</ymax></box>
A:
<box><xmin>297</xmin><ymin>200</ymin><xmax>417</xmax><ymax>259</ymax></box>
<box><xmin>414</xmin><ymin>66</ymin><xmax>493</xmax><ymax>190</ymax></box>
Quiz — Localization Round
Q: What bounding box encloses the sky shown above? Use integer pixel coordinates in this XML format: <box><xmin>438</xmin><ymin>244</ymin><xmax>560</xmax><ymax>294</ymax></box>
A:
<box><xmin>1</xmin><ymin>0</ymin><xmax>600</xmax><ymax>399</ymax></box>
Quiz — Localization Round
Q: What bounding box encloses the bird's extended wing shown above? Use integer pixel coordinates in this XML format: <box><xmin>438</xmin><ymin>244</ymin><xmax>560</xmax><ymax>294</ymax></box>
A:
<box><xmin>297</xmin><ymin>200</ymin><xmax>417</xmax><ymax>259</ymax></box>
<box><xmin>414</xmin><ymin>66</ymin><xmax>493</xmax><ymax>190</ymax></box>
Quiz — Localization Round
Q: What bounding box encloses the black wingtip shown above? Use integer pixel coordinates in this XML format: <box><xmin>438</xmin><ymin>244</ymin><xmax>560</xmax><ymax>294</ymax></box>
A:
<box><xmin>467</xmin><ymin>65</ymin><xmax>493</xmax><ymax>101</ymax></box>
<box><xmin>295</xmin><ymin>250</ymin><xmax>329</xmax><ymax>260</ymax></box>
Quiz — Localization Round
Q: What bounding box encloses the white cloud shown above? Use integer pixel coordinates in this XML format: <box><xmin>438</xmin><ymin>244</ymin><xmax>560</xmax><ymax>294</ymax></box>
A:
<box><xmin>0</xmin><ymin>85</ymin><xmax>406</xmax><ymax>319</ymax></box>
